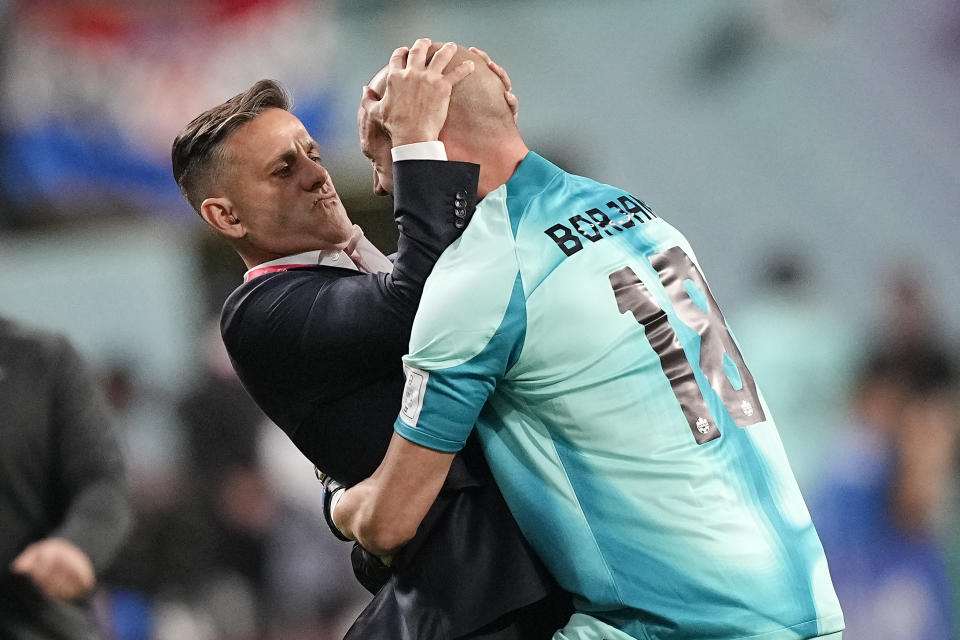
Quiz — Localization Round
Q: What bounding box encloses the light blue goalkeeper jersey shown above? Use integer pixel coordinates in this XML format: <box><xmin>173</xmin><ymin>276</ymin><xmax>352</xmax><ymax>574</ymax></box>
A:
<box><xmin>394</xmin><ymin>152</ymin><xmax>844</xmax><ymax>640</ymax></box>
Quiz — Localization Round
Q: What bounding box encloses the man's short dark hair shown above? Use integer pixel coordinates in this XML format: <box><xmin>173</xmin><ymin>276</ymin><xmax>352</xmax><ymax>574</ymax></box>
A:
<box><xmin>171</xmin><ymin>79</ymin><xmax>291</xmax><ymax>213</ymax></box>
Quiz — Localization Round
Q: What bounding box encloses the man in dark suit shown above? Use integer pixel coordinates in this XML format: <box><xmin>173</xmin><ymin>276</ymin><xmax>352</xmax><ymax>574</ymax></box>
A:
<box><xmin>171</xmin><ymin>40</ymin><xmax>569</xmax><ymax>639</ymax></box>
<box><xmin>0</xmin><ymin>316</ymin><xmax>132</xmax><ymax>639</ymax></box>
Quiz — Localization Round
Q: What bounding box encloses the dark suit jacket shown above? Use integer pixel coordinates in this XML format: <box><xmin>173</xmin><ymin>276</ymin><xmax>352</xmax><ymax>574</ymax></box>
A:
<box><xmin>0</xmin><ymin>317</ymin><xmax>132</xmax><ymax>640</ymax></box>
<box><xmin>221</xmin><ymin>160</ymin><xmax>566</xmax><ymax>639</ymax></box>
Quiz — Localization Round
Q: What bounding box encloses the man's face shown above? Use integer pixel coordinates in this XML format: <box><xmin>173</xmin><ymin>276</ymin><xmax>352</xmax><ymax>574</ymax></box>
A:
<box><xmin>358</xmin><ymin>100</ymin><xmax>393</xmax><ymax>196</ymax></box>
<box><xmin>221</xmin><ymin>108</ymin><xmax>352</xmax><ymax>256</ymax></box>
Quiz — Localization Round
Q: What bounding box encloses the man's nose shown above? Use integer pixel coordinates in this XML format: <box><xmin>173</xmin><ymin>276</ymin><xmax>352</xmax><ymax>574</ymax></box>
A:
<box><xmin>304</xmin><ymin>159</ymin><xmax>327</xmax><ymax>191</ymax></box>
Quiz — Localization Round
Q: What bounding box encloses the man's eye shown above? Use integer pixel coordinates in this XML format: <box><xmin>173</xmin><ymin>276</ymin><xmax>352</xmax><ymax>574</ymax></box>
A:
<box><xmin>274</xmin><ymin>165</ymin><xmax>291</xmax><ymax>176</ymax></box>
<box><xmin>310</xmin><ymin>155</ymin><xmax>322</xmax><ymax>165</ymax></box>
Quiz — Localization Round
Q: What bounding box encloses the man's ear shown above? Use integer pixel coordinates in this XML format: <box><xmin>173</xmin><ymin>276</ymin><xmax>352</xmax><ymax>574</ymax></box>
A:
<box><xmin>200</xmin><ymin>197</ymin><xmax>245</xmax><ymax>239</ymax></box>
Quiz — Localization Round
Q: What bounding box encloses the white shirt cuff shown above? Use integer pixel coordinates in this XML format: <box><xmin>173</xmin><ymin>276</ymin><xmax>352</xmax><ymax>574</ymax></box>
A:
<box><xmin>391</xmin><ymin>141</ymin><xmax>447</xmax><ymax>162</ymax></box>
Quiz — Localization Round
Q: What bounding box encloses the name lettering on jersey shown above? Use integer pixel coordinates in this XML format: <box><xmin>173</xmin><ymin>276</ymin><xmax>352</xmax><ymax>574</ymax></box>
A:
<box><xmin>543</xmin><ymin>194</ymin><xmax>657</xmax><ymax>257</ymax></box>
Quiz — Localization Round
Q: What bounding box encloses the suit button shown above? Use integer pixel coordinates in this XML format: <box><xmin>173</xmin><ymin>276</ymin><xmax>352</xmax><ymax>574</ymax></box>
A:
<box><xmin>455</xmin><ymin>207</ymin><xmax>467</xmax><ymax>218</ymax></box>
<box><xmin>455</xmin><ymin>218</ymin><xmax>466</xmax><ymax>229</ymax></box>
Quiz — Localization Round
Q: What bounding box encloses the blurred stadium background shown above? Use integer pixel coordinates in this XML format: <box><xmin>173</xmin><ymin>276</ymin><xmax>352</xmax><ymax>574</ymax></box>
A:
<box><xmin>0</xmin><ymin>0</ymin><xmax>958</xmax><ymax>638</ymax></box>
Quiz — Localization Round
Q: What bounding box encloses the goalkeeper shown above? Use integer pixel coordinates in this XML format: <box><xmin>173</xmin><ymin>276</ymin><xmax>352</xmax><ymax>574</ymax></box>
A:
<box><xmin>333</xmin><ymin>41</ymin><xmax>845</xmax><ymax>640</ymax></box>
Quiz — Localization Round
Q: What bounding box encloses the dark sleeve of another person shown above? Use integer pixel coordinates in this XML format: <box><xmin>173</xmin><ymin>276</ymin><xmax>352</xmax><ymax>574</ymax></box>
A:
<box><xmin>48</xmin><ymin>338</ymin><xmax>133</xmax><ymax>573</ymax></box>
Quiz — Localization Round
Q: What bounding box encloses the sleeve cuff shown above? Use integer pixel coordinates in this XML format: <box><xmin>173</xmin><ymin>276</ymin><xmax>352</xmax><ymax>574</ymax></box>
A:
<box><xmin>394</xmin><ymin>417</ymin><xmax>465</xmax><ymax>453</ymax></box>
<box><xmin>391</xmin><ymin>141</ymin><xmax>448</xmax><ymax>162</ymax></box>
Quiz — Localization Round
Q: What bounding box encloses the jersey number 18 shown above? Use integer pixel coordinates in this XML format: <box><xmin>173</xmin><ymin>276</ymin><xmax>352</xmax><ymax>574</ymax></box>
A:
<box><xmin>609</xmin><ymin>246</ymin><xmax>765</xmax><ymax>445</ymax></box>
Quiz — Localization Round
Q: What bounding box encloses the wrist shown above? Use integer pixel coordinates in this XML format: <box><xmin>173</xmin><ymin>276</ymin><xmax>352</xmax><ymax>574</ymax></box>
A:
<box><xmin>391</xmin><ymin>133</ymin><xmax>438</xmax><ymax>147</ymax></box>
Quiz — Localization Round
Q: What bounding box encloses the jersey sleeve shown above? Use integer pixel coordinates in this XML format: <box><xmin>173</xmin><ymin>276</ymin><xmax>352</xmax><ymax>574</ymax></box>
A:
<box><xmin>394</xmin><ymin>188</ymin><xmax>525</xmax><ymax>452</ymax></box>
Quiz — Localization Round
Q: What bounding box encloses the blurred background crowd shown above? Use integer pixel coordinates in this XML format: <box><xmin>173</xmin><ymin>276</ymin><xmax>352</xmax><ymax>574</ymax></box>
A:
<box><xmin>0</xmin><ymin>0</ymin><xmax>958</xmax><ymax>638</ymax></box>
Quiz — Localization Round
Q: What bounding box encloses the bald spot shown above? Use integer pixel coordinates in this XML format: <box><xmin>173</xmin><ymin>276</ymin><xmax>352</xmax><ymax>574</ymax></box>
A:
<box><xmin>370</xmin><ymin>44</ymin><xmax>516</xmax><ymax>141</ymax></box>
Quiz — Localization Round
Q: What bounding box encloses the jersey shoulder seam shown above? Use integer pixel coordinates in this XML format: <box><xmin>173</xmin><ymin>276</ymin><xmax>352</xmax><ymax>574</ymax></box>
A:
<box><xmin>508</xmin><ymin>169</ymin><xmax>568</xmax><ymax>301</ymax></box>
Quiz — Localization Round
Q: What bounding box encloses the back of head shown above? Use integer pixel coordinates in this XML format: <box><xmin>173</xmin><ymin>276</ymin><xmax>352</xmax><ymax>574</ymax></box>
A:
<box><xmin>172</xmin><ymin>79</ymin><xmax>291</xmax><ymax>213</ymax></box>
<box><xmin>434</xmin><ymin>44</ymin><xmax>517</xmax><ymax>140</ymax></box>
<box><xmin>369</xmin><ymin>44</ymin><xmax>517</xmax><ymax>144</ymax></box>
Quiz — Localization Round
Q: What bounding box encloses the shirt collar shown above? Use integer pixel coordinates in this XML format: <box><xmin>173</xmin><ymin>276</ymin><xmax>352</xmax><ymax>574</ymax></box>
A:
<box><xmin>243</xmin><ymin>248</ymin><xmax>359</xmax><ymax>282</ymax></box>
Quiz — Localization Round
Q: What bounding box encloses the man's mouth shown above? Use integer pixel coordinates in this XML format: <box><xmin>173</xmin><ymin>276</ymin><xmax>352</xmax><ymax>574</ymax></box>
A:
<box><xmin>314</xmin><ymin>186</ymin><xmax>339</xmax><ymax>208</ymax></box>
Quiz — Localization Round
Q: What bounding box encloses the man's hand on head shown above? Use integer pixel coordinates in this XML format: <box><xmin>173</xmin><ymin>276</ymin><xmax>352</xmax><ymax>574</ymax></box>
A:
<box><xmin>365</xmin><ymin>38</ymin><xmax>475</xmax><ymax>147</ymax></box>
